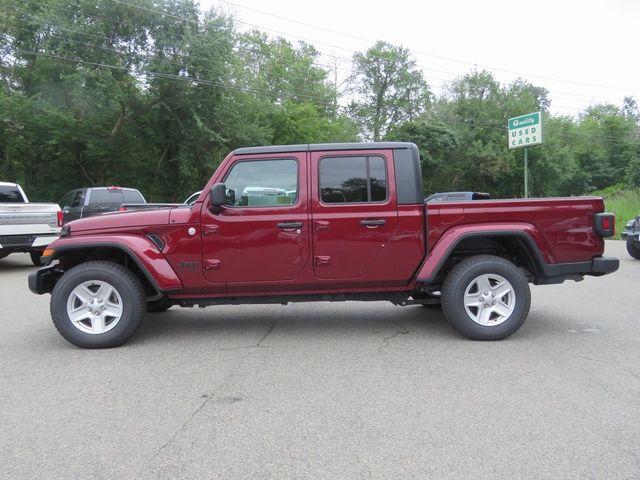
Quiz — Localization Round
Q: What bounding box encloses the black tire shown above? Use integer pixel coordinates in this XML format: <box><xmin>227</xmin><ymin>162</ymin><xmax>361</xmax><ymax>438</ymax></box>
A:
<box><xmin>441</xmin><ymin>255</ymin><xmax>531</xmax><ymax>340</ymax></box>
<box><xmin>50</xmin><ymin>261</ymin><xmax>146</xmax><ymax>348</ymax></box>
<box><xmin>30</xmin><ymin>250</ymin><xmax>44</xmax><ymax>266</ymax></box>
<box><xmin>146</xmin><ymin>299</ymin><xmax>173</xmax><ymax>313</ymax></box>
<box><xmin>626</xmin><ymin>239</ymin><xmax>640</xmax><ymax>259</ymax></box>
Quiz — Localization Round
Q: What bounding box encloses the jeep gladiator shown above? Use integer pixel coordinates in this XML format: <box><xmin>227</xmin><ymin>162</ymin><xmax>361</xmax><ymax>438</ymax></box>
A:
<box><xmin>29</xmin><ymin>142</ymin><xmax>619</xmax><ymax>348</ymax></box>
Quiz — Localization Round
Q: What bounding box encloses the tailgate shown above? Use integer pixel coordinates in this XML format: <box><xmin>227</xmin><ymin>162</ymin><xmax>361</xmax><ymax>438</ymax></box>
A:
<box><xmin>0</xmin><ymin>204</ymin><xmax>61</xmax><ymax>235</ymax></box>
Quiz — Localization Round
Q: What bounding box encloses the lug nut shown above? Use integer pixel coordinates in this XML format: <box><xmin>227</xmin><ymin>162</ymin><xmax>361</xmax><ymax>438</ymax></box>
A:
<box><xmin>479</xmin><ymin>296</ymin><xmax>484</xmax><ymax>302</ymax></box>
<box><xmin>484</xmin><ymin>304</ymin><xmax>489</xmax><ymax>308</ymax></box>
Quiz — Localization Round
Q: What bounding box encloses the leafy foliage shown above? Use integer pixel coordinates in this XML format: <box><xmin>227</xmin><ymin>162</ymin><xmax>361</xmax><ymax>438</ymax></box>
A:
<box><xmin>0</xmin><ymin>1</ymin><xmax>639</xmax><ymax>203</ymax></box>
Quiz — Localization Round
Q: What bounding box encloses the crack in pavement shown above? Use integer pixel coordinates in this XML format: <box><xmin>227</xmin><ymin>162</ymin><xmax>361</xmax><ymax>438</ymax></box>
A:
<box><xmin>146</xmin><ymin>320</ymin><xmax>278</xmax><ymax>468</ymax></box>
<box><xmin>257</xmin><ymin>320</ymin><xmax>277</xmax><ymax>346</ymax></box>
<box><xmin>381</xmin><ymin>320</ymin><xmax>409</xmax><ymax>348</ymax></box>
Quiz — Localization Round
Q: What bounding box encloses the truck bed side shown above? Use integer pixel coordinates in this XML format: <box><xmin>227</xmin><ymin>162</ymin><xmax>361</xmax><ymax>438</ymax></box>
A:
<box><xmin>425</xmin><ymin>197</ymin><xmax>605</xmax><ymax>264</ymax></box>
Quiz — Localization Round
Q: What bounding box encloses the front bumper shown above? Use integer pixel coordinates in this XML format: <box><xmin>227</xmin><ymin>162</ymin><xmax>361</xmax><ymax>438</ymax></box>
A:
<box><xmin>621</xmin><ymin>230</ymin><xmax>638</xmax><ymax>242</ymax></box>
<box><xmin>28</xmin><ymin>264</ymin><xmax>62</xmax><ymax>295</ymax></box>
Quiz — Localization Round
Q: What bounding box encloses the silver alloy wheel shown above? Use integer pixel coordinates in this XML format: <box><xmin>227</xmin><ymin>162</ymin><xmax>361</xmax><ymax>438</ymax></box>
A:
<box><xmin>66</xmin><ymin>280</ymin><xmax>124</xmax><ymax>335</ymax></box>
<box><xmin>463</xmin><ymin>273</ymin><xmax>516</xmax><ymax>326</ymax></box>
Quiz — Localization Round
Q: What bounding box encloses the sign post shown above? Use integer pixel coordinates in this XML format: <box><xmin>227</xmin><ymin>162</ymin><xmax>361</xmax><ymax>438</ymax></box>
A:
<box><xmin>508</xmin><ymin>112</ymin><xmax>543</xmax><ymax>198</ymax></box>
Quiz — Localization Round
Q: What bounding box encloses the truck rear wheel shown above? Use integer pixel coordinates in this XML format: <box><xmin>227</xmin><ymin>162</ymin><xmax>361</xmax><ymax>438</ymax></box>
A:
<box><xmin>50</xmin><ymin>261</ymin><xmax>145</xmax><ymax>348</ymax></box>
<box><xmin>626</xmin><ymin>239</ymin><xmax>640</xmax><ymax>259</ymax></box>
<box><xmin>441</xmin><ymin>255</ymin><xmax>530</xmax><ymax>340</ymax></box>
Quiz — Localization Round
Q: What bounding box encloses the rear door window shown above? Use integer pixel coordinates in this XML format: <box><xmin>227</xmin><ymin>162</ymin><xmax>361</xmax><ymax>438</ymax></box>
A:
<box><xmin>319</xmin><ymin>156</ymin><xmax>387</xmax><ymax>203</ymax></box>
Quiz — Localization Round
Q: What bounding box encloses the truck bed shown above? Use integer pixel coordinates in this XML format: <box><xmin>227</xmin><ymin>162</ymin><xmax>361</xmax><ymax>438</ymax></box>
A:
<box><xmin>426</xmin><ymin>196</ymin><xmax>605</xmax><ymax>264</ymax></box>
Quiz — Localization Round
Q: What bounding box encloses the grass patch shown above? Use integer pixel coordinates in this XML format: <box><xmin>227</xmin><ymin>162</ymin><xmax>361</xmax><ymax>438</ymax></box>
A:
<box><xmin>599</xmin><ymin>189</ymin><xmax>640</xmax><ymax>239</ymax></box>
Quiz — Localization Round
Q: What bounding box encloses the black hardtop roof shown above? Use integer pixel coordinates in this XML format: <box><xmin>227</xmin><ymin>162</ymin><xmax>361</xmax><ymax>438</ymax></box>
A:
<box><xmin>232</xmin><ymin>142</ymin><xmax>417</xmax><ymax>156</ymax></box>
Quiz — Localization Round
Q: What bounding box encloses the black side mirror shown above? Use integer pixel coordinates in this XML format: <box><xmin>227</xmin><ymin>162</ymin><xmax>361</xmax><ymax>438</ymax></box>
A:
<box><xmin>210</xmin><ymin>183</ymin><xmax>227</xmax><ymax>213</ymax></box>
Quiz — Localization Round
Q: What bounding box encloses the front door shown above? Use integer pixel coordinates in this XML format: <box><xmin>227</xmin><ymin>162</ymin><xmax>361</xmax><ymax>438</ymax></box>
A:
<box><xmin>201</xmin><ymin>153</ymin><xmax>310</xmax><ymax>290</ymax></box>
<box><xmin>310</xmin><ymin>150</ymin><xmax>398</xmax><ymax>281</ymax></box>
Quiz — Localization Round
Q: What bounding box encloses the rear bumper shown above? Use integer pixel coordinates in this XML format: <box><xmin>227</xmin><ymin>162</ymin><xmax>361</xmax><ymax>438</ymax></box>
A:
<box><xmin>0</xmin><ymin>234</ymin><xmax>58</xmax><ymax>252</ymax></box>
<box><xmin>28</xmin><ymin>264</ymin><xmax>61</xmax><ymax>295</ymax></box>
<box><xmin>535</xmin><ymin>255</ymin><xmax>619</xmax><ymax>284</ymax></box>
<box><xmin>591</xmin><ymin>256</ymin><xmax>620</xmax><ymax>275</ymax></box>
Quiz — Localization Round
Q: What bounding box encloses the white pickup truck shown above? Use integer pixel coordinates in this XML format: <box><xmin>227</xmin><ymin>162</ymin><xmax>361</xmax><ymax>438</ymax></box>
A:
<box><xmin>0</xmin><ymin>182</ymin><xmax>62</xmax><ymax>265</ymax></box>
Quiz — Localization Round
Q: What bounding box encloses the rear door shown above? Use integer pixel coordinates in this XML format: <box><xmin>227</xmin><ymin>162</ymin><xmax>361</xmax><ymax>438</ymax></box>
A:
<box><xmin>310</xmin><ymin>149</ymin><xmax>398</xmax><ymax>280</ymax></box>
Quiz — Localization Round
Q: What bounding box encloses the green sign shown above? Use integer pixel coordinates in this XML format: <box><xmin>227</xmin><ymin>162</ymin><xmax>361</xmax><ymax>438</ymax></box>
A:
<box><xmin>508</xmin><ymin>111</ymin><xmax>542</xmax><ymax>149</ymax></box>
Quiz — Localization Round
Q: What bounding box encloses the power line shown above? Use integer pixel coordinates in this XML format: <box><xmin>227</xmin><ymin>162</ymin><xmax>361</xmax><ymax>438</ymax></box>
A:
<box><xmin>15</xmin><ymin>49</ymin><xmax>340</xmax><ymax>106</ymax></box>
<box><xmin>5</xmin><ymin>3</ymin><xmax>636</xmax><ymax>121</ymax></box>
<box><xmin>215</xmin><ymin>0</ymin><xmax>640</xmax><ymax>94</ymax></box>
<box><xmin>111</xmin><ymin>0</ymin><xmax>199</xmax><ymax>23</ymax></box>
<box><xmin>8</xmin><ymin>0</ymin><xmax>627</xmax><ymax>111</ymax></box>
<box><xmin>5</xmin><ymin>20</ymin><xmax>618</xmax><ymax>116</ymax></box>
<box><xmin>9</xmin><ymin>50</ymin><xmax>638</xmax><ymax>145</ymax></box>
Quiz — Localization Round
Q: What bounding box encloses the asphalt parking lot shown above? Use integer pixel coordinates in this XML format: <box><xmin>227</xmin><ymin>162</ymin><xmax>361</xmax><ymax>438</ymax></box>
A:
<box><xmin>1</xmin><ymin>240</ymin><xmax>639</xmax><ymax>479</ymax></box>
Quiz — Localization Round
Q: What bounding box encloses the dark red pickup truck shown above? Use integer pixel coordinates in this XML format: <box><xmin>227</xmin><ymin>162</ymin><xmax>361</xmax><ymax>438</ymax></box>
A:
<box><xmin>29</xmin><ymin>142</ymin><xmax>619</xmax><ymax>348</ymax></box>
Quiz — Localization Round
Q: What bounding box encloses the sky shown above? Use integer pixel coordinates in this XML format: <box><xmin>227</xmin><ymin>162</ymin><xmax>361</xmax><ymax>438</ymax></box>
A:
<box><xmin>199</xmin><ymin>0</ymin><xmax>640</xmax><ymax>117</ymax></box>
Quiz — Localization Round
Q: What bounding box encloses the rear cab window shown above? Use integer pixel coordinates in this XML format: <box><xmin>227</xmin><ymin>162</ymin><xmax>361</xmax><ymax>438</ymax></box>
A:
<box><xmin>88</xmin><ymin>189</ymin><xmax>125</xmax><ymax>205</ymax></box>
<box><xmin>0</xmin><ymin>185</ymin><xmax>25</xmax><ymax>203</ymax></box>
<box><xmin>123</xmin><ymin>190</ymin><xmax>145</xmax><ymax>203</ymax></box>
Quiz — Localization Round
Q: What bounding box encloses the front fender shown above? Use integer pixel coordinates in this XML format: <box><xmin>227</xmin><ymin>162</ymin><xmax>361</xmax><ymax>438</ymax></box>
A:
<box><xmin>44</xmin><ymin>234</ymin><xmax>183</xmax><ymax>292</ymax></box>
<box><xmin>416</xmin><ymin>223</ymin><xmax>551</xmax><ymax>283</ymax></box>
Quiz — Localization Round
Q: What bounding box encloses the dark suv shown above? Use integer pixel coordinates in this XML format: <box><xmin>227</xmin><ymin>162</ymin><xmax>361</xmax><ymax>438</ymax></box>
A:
<box><xmin>621</xmin><ymin>216</ymin><xmax>640</xmax><ymax>259</ymax></box>
<box><xmin>58</xmin><ymin>187</ymin><xmax>145</xmax><ymax>224</ymax></box>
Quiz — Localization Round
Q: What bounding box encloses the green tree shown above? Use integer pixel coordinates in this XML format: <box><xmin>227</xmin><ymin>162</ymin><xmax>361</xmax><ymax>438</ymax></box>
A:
<box><xmin>348</xmin><ymin>41</ymin><xmax>430</xmax><ymax>141</ymax></box>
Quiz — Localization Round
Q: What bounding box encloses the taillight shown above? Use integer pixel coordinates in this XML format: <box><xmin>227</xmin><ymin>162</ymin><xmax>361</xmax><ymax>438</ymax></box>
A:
<box><xmin>57</xmin><ymin>210</ymin><xmax>64</xmax><ymax>227</ymax></box>
<box><xmin>594</xmin><ymin>213</ymin><xmax>615</xmax><ymax>237</ymax></box>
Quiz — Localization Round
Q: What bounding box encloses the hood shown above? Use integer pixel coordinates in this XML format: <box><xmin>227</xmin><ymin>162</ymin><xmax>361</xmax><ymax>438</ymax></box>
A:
<box><xmin>67</xmin><ymin>209</ymin><xmax>172</xmax><ymax>233</ymax></box>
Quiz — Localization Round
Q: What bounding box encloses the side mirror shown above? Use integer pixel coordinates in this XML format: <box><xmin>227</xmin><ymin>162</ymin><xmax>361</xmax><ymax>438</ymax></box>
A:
<box><xmin>210</xmin><ymin>183</ymin><xmax>227</xmax><ymax>213</ymax></box>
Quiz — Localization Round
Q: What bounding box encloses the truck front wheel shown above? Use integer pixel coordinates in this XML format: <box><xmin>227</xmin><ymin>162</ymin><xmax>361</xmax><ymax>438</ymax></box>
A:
<box><xmin>50</xmin><ymin>261</ymin><xmax>145</xmax><ymax>348</ymax></box>
<box><xmin>441</xmin><ymin>255</ymin><xmax>530</xmax><ymax>340</ymax></box>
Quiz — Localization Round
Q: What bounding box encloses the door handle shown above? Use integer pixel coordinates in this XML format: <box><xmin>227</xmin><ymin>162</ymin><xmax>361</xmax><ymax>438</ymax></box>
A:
<box><xmin>360</xmin><ymin>219</ymin><xmax>385</xmax><ymax>227</ymax></box>
<box><xmin>277</xmin><ymin>222</ymin><xmax>303</xmax><ymax>229</ymax></box>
